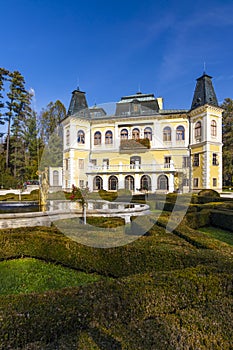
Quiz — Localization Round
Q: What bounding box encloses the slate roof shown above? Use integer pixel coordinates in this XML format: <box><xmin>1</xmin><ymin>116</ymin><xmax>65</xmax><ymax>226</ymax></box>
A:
<box><xmin>191</xmin><ymin>73</ymin><xmax>218</xmax><ymax>110</ymax></box>
<box><xmin>67</xmin><ymin>88</ymin><xmax>88</xmax><ymax>116</ymax></box>
<box><xmin>115</xmin><ymin>92</ymin><xmax>160</xmax><ymax>116</ymax></box>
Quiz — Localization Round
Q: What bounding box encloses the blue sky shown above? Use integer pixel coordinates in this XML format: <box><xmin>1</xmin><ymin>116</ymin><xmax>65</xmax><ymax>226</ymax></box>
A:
<box><xmin>1</xmin><ymin>0</ymin><xmax>233</xmax><ymax>115</ymax></box>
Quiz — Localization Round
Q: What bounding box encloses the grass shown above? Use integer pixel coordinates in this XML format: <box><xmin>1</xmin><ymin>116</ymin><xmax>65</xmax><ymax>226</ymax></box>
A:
<box><xmin>199</xmin><ymin>226</ymin><xmax>233</xmax><ymax>246</ymax></box>
<box><xmin>0</xmin><ymin>258</ymin><xmax>102</xmax><ymax>295</ymax></box>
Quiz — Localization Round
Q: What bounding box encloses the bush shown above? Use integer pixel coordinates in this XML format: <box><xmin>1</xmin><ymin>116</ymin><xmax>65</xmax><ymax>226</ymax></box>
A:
<box><xmin>210</xmin><ymin>210</ymin><xmax>233</xmax><ymax>232</ymax></box>
<box><xmin>198</xmin><ymin>189</ymin><xmax>220</xmax><ymax>198</ymax></box>
<box><xmin>98</xmin><ymin>190</ymin><xmax>117</xmax><ymax>202</ymax></box>
<box><xmin>185</xmin><ymin>210</ymin><xmax>210</xmax><ymax>229</ymax></box>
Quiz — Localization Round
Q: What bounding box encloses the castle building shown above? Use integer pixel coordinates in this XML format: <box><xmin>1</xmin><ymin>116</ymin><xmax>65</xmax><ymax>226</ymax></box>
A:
<box><xmin>61</xmin><ymin>73</ymin><xmax>223</xmax><ymax>193</ymax></box>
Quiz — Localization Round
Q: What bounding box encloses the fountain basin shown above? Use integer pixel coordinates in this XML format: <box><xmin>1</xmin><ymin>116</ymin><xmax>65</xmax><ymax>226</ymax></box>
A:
<box><xmin>0</xmin><ymin>200</ymin><xmax>150</xmax><ymax>229</ymax></box>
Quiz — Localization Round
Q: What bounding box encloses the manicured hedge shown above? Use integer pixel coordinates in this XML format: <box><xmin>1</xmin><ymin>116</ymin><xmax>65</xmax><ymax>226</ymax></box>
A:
<box><xmin>185</xmin><ymin>209</ymin><xmax>210</xmax><ymax>229</ymax></box>
<box><xmin>0</xmin><ymin>266</ymin><xmax>232</xmax><ymax>349</ymax></box>
<box><xmin>210</xmin><ymin>210</ymin><xmax>233</xmax><ymax>232</ymax></box>
<box><xmin>0</xmin><ymin>214</ymin><xmax>233</xmax><ymax>349</ymax></box>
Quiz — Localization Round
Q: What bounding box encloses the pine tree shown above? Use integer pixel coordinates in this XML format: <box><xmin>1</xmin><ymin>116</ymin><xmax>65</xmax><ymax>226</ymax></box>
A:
<box><xmin>24</xmin><ymin>110</ymin><xmax>43</xmax><ymax>179</ymax></box>
<box><xmin>0</xmin><ymin>68</ymin><xmax>9</xmax><ymax>137</ymax></box>
<box><xmin>221</xmin><ymin>98</ymin><xmax>233</xmax><ymax>186</ymax></box>
<box><xmin>6</xmin><ymin>71</ymin><xmax>33</xmax><ymax>181</ymax></box>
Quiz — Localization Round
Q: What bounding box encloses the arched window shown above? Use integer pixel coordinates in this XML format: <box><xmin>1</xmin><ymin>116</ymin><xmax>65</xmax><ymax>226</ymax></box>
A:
<box><xmin>176</xmin><ymin>125</ymin><xmax>185</xmax><ymax>141</ymax></box>
<box><xmin>77</xmin><ymin>130</ymin><xmax>85</xmax><ymax>144</ymax></box>
<box><xmin>94</xmin><ymin>131</ymin><xmax>101</xmax><ymax>145</ymax></box>
<box><xmin>66</xmin><ymin>129</ymin><xmax>70</xmax><ymax>146</ymax></box>
<box><xmin>163</xmin><ymin>127</ymin><xmax>171</xmax><ymax>141</ymax></box>
<box><xmin>144</xmin><ymin>127</ymin><xmax>152</xmax><ymax>141</ymax></box>
<box><xmin>108</xmin><ymin>175</ymin><xmax>118</xmax><ymax>191</ymax></box>
<box><xmin>120</xmin><ymin>129</ymin><xmax>128</xmax><ymax>139</ymax></box>
<box><xmin>53</xmin><ymin>170</ymin><xmax>59</xmax><ymax>186</ymax></box>
<box><xmin>140</xmin><ymin>175</ymin><xmax>151</xmax><ymax>191</ymax></box>
<box><xmin>105</xmin><ymin>130</ymin><xmax>113</xmax><ymax>144</ymax></box>
<box><xmin>195</xmin><ymin>121</ymin><xmax>202</xmax><ymax>138</ymax></box>
<box><xmin>125</xmin><ymin>175</ymin><xmax>134</xmax><ymax>191</ymax></box>
<box><xmin>157</xmin><ymin>175</ymin><xmax>169</xmax><ymax>190</ymax></box>
<box><xmin>132</xmin><ymin>128</ymin><xmax>140</xmax><ymax>140</ymax></box>
<box><xmin>93</xmin><ymin>176</ymin><xmax>103</xmax><ymax>190</ymax></box>
<box><xmin>211</xmin><ymin>120</ymin><xmax>217</xmax><ymax>137</ymax></box>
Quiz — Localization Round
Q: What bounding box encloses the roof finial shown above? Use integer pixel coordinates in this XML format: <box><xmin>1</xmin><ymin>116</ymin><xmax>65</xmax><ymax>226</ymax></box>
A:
<box><xmin>77</xmin><ymin>76</ymin><xmax>80</xmax><ymax>90</ymax></box>
<box><xmin>203</xmin><ymin>61</ymin><xmax>206</xmax><ymax>75</ymax></box>
<box><xmin>137</xmin><ymin>83</ymin><xmax>141</xmax><ymax>94</ymax></box>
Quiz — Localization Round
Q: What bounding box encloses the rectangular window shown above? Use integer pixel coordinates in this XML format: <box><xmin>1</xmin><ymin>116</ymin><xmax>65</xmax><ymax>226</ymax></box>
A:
<box><xmin>78</xmin><ymin>159</ymin><xmax>84</xmax><ymax>169</ymax></box>
<box><xmin>213</xmin><ymin>178</ymin><xmax>217</xmax><ymax>187</ymax></box>
<box><xmin>79</xmin><ymin>180</ymin><xmax>84</xmax><ymax>188</ymax></box>
<box><xmin>183</xmin><ymin>156</ymin><xmax>190</xmax><ymax>168</ymax></box>
<box><xmin>212</xmin><ymin>153</ymin><xmax>218</xmax><ymax>166</ymax></box>
<box><xmin>103</xmin><ymin>158</ymin><xmax>109</xmax><ymax>168</ymax></box>
<box><xmin>91</xmin><ymin>159</ymin><xmax>97</xmax><ymax>166</ymax></box>
<box><xmin>193</xmin><ymin>153</ymin><xmax>200</xmax><ymax>167</ymax></box>
<box><xmin>182</xmin><ymin>178</ymin><xmax>189</xmax><ymax>186</ymax></box>
<box><xmin>193</xmin><ymin>178</ymin><xmax>199</xmax><ymax>188</ymax></box>
<box><xmin>65</xmin><ymin>159</ymin><xmax>69</xmax><ymax>170</ymax></box>
<box><xmin>164</xmin><ymin>156</ymin><xmax>171</xmax><ymax>168</ymax></box>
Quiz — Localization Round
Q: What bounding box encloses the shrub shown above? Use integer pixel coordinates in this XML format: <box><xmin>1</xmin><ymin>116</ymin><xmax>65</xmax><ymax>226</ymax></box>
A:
<box><xmin>210</xmin><ymin>210</ymin><xmax>233</xmax><ymax>232</ymax></box>
<box><xmin>98</xmin><ymin>190</ymin><xmax>117</xmax><ymax>202</ymax></box>
<box><xmin>198</xmin><ymin>189</ymin><xmax>220</xmax><ymax>198</ymax></box>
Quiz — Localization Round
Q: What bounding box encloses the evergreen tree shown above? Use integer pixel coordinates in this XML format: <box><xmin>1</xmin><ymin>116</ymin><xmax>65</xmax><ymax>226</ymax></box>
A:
<box><xmin>6</xmin><ymin>71</ymin><xmax>33</xmax><ymax>180</ymax></box>
<box><xmin>24</xmin><ymin>110</ymin><xmax>43</xmax><ymax>179</ymax></box>
<box><xmin>221</xmin><ymin>98</ymin><xmax>233</xmax><ymax>186</ymax></box>
<box><xmin>0</xmin><ymin>68</ymin><xmax>9</xmax><ymax>136</ymax></box>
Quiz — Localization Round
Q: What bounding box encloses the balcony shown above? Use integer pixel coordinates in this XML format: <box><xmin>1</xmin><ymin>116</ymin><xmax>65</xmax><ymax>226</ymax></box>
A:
<box><xmin>87</xmin><ymin>162</ymin><xmax>177</xmax><ymax>174</ymax></box>
<box><xmin>120</xmin><ymin>138</ymin><xmax>151</xmax><ymax>152</ymax></box>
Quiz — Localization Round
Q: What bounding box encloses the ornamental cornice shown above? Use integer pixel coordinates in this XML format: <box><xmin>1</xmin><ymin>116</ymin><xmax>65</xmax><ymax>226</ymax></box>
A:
<box><xmin>188</xmin><ymin>104</ymin><xmax>224</xmax><ymax>117</ymax></box>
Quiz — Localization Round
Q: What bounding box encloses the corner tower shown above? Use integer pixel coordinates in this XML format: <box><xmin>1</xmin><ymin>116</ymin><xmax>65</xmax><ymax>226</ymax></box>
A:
<box><xmin>191</xmin><ymin>73</ymin><xmax>218</xmax><ymax>110</ymax></box>
<box><xmin>189</xmin><ymin>72</ymin><xmax>223</xmax><ymax>192</ymax></box>
<box><xmin>67</xmin><ymin>88</ymin><xmax>88</xmax><ymax>116</ymax></box>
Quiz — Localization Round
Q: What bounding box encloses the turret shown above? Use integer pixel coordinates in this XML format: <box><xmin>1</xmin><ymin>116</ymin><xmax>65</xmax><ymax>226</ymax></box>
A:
<box><xmin>191</xmin><ymin>73</ymin><xmax>218</xmax><ymax>110</ymax></box>
<box><xmin>67</xmin><ymin>88</ymin><xmax>88</xmax><ymax>116</ymax></box>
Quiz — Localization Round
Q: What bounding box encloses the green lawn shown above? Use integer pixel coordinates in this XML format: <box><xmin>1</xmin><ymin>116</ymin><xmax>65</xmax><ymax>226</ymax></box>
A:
<box><xmin>0</xmin><ymin>258</ymin><xmax>102</xmax><ymax>295</ymax></box>
<box><xmin>199</xmin><ymin>226</ymin><xmax>233</xmax><ymax>246</ymax></box>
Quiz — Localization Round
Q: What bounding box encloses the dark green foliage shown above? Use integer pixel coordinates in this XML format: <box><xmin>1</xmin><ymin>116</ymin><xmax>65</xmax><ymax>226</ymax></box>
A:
<box><xmin>198</xmin><ymin>189</ymin><xmax>220</xmax><ymax>197</ymax></box>
<box><xmin>210</xmin><ymin>210</ymin><xmax>233</xmax><ymax>232</ymax></box>
<box><xmin>221</xmin><ymin>98</ymin><xmax>233</xmax><ymax>186</ymax></box>
<box><xmin>186</xmin><ymin>209</ymin><xmax>211</xmax><ymax>229</ymax></box>
<box><xmin>98</xmin><ymin>189</ymin><xmax>118</xmax><ymax>201</ymax></box>
<box><xmin>0</xmin><ymin>208</ymin><xmax>232</xmax><ymax>348</ymax></box>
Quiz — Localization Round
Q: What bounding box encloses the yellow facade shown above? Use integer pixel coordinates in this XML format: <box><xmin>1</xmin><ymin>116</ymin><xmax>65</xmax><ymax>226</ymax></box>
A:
<box><xmin>62</xmin><ymin>75</ymin><xmax>223</xmax><ymax>193</ymax></box>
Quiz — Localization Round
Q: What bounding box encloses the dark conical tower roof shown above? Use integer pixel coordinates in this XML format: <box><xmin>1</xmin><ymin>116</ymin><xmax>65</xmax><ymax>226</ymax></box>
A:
<box><xmin>67</xmin><ymin>87</ymin><xmax>88</xmax><ymax>116</ymax></box>
<box><xmin>191</xmin><ymin>73</ymin><xmax>218</xmax><ymax>110</ymax></box>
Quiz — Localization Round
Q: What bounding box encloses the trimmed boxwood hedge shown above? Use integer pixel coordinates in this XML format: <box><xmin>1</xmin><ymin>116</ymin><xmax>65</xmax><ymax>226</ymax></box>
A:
<box><xmin>210</xmin><ymin>210</ymin><xmax>233</xmax><ymax>232</ymax></box>
<box><xmin>0</xmin><ymin>266</ymin><xmax>232</xmax><ymax>349</ymax></box>
<box><xmin>0</xmin><ymin>214</ymin><xmax>233</xmax><ymax>349</ymax></box>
